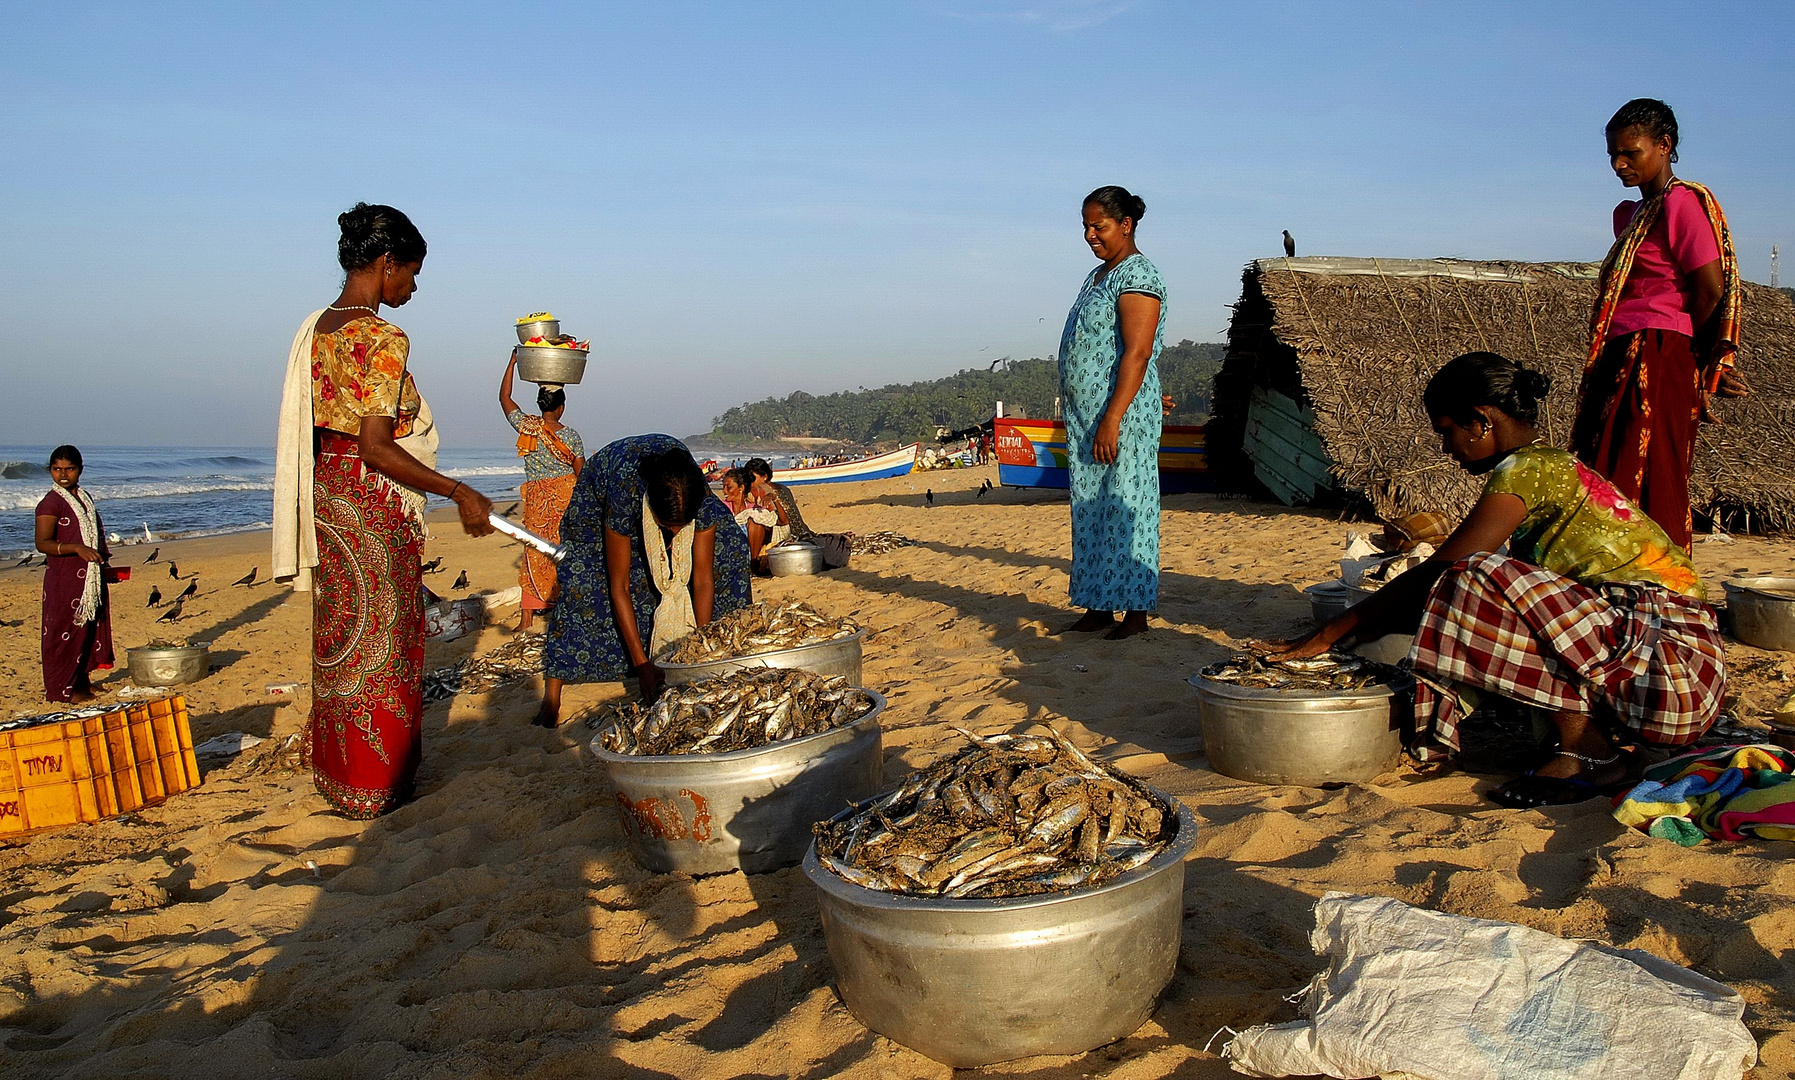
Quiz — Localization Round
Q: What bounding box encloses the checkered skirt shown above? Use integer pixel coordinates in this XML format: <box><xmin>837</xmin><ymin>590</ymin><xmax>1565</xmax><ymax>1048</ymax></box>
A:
<box><xmin>1411</xmin><ymin>553</ymin><xmax>1725</xmax><ymax>757</ymax></box>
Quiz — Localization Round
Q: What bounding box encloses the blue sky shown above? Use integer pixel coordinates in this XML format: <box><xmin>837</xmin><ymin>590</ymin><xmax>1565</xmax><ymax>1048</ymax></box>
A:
<box><xmin>1</xmin><ymin>1</ymin><xmax>1789</xmax><ymax>450</ymax></box>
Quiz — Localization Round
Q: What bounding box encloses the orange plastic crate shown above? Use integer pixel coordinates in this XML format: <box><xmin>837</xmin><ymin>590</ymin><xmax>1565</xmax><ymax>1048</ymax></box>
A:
<box><xmin>0</xmin><ymin>696</ymin><xmax>200</xmax><ymax>838</ymax></box>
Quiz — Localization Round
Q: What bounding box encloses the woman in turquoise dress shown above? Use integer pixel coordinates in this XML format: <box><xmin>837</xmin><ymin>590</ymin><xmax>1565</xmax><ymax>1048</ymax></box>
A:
<box><xmin>1057</xmin><ymin>185</ymin><xmax>1168</xmax><ymax>640</ymax></box>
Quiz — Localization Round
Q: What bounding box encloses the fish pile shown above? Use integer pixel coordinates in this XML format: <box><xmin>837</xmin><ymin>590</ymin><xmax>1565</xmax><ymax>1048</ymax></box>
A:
<box><xmin>813</xmin><ymin>728</ymin><xmax>1174</xmax><ymax>899</ymax></box>
<box><xmin>593</xmin><ymin>668</ymin><xmax>875</xmax><ymax>756</ymax></box>
<box><xmin>851</xmin><ymin>531</ymin><xmax>915</xmax><ymax>555</ymax></box>
<box><xmin>659</xmin><ymin>601</ymin><xmax>859</xmax><ymax>665</ymax></box>
<box><xmin>1198</xmin><ymin>651</ymin><xmax>1392</xmax><ymax>692</ymax></box>
<box><xmin>422</xmin><ymin>634</ymin><xmax>546</xmax><ymax>704</ymax></box>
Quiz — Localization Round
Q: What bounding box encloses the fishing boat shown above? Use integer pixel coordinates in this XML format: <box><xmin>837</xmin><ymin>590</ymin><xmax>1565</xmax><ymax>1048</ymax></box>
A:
<box><xmin>777</xmin><ymin>443</ymin><xmax>920</xmax><ymax>486</ymax></box>
<box><xmin>994</xmin><ymin>419</ymin><xmax>1212</xmax><ymax>493</ymax></box>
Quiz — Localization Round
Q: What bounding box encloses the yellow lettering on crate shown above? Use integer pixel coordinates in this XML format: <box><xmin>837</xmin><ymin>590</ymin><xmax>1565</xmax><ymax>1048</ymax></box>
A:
<box><xmin>22</xmin><ymin>754</ymin><xmax>63</xmax><ymax>777</ymax></box>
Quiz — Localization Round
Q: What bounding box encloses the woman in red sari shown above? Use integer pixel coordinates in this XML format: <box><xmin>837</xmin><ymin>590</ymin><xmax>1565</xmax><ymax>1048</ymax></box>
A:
<box><xmin>277</xmin><ymin>203</ymin><xmax>494</xmax><ymax>818</ymax></box>
<box><xmin>1572</xmin><ymin>98</ymin><xmax>1747</xmax><ymax>550</ymax></box>
<box><xmin>35</xmin><ymin>445</ymin><xmax>115</xmax><ymax>703</ymax></box>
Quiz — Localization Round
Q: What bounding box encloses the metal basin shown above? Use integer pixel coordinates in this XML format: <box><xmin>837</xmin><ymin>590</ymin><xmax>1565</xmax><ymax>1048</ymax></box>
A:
<box><xmin>514</xmin><ymin>316</ymin><xmax>560</xmax><ymax>343</ymax></box>
<box><xmin>803</xmin><ymin>791</ymin><xmax>1197</xmax><ymax>1067</ymax></box>
<box><xmin>127</xmin><ymin>643</ymin><xmax>210</xmax><ymax>687</ymax></box>
<box><xmin>1723</xmin><ymin>577</ymin><xmax>1795</xmax><ymax>652</ymax></box>
<box><xmin>590</xmin><ymin>690</ymin><xmax>884</xmax><ymax>874</ymax></box>
<box><xmin>1349</xmin><ymin>633</ymin><xmax>1414</xmax><ymax>667</ymax></box>
<box><xmin>1306</xmin><ymin>580</ymin><xmax>1350</xmax><ymax>627</ymax></box>
<box><xmin>766</xmin><ymin>541</ymin><xmax>824</xmax><ymax>577</ymax></box>
<box><xmin>1189</xmin><ymin>674</ymin><xmax>1399</xmax><ymax>786</ymax></box>
<box><xmin>513</xmin><ymin>344</ymin><xmax>589</xmax><ymax>385</ymax></box>
<box><xmin>660</xmin><ymin>628</ymin><xmax>865</xmax><ymax>687</ymax></box>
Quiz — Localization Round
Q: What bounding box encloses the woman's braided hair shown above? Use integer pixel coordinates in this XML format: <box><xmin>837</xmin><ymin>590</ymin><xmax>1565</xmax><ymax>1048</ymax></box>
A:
<box><xmin>1424</xmin><ymin>351</ymin><xmax>1552</xmax><ymax>426</ymax></box>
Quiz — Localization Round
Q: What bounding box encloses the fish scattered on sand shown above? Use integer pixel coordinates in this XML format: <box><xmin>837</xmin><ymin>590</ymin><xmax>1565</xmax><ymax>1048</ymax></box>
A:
<box><xmin>812</xmin><ymin>727</ymin><xmax>1173</xmax><ymax>899</ymax></box>
<box><xmin>659</xmin><ymin>601</ymin><xmax>859</xmax><ymax>665</ymax></box>
<box><xmin>422</xmin><ymin>634</ymin><xmax>545</xmax><ymax>704</ymax></box>
<box><xmin>851</xmin><ymin>531</ymin><xmax>915</xmax><ymax>555</ymax></box>
<box><xmin>593</xmin><ymin>667</ymin><xmax>874</xmax><ymax>756</ymax></box>
<box><xmin>1198</xmin><ymin>651</ymin><xmax>1393</xmax><ymax>692</ymax></box>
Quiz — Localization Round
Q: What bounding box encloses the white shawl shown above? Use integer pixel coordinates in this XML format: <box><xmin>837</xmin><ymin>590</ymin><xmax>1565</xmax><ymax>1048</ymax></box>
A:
<box><xmin>642</xmin><ymin>495</ymin><xmax>697</xmax><ymax>656</ymax></box>
<box><xmin>273</xmin><ymin>310</ymin><xmax>438</xmax><ymax>592</ymax></box>
<box><xmin>47</xmin><ymin>485</ymin><xmax>102</xmax><ymax>625</ymax></box>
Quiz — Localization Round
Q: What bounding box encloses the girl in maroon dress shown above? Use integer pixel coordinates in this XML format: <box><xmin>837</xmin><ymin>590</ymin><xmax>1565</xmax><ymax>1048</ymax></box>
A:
<box><xmin>35</xmin><ymin>445</ymin><xmax>115</xmax><ymax>703</ymax></box>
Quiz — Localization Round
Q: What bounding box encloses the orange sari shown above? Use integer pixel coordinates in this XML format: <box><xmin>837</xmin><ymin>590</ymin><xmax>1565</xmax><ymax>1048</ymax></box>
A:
<box><xmin>518</xmin><ymin>423</ymin><xmax>581</xmax><ymax>611</ymax></box>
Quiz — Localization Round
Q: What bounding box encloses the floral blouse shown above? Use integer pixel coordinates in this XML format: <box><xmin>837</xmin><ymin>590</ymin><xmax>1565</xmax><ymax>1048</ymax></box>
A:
<box><xmin>312</xmin><ymin>317</ymin><xmax>420</xmax><ymax>438</ymax></box>
<box><xmin>1486</xmin><ymin>445</ymin><xmax>1703</xmax><ymax>599</ymax></box>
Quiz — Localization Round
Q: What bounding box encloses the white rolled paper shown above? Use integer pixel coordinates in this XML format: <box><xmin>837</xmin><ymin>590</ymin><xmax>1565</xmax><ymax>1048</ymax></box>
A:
<box><xmin>488</xmin><ymin>513</ymin><xmax>566</xmax><ymax>563</ymax></box>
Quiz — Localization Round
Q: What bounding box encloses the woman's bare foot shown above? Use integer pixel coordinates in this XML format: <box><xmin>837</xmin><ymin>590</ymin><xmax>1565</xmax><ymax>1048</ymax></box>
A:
<box><xmin>67</xmin><ymin>688</ymin><xmax>97</xmax><ymax>705</ymax></box>
<box><xmin>1062</xmin><ymin>610</ymin><xmax>1116</xmax><ymax>634</ymax></box>
<box><xmin>532</xmin><ymin>677</ymin><xmax>564</xmax><ymax>728</ymax></box>
<box><xmin>1103</xmin><ymin>611</ymin><xmax>1150</xmax><ymax>640</ymax></box>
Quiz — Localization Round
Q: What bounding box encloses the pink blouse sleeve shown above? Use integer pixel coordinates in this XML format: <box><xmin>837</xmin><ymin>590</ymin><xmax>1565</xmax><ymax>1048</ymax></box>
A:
<box><xmin>1663</xmin><ymin>187</ymin><xmax>1721</xmax><ymax>273</ymax></box>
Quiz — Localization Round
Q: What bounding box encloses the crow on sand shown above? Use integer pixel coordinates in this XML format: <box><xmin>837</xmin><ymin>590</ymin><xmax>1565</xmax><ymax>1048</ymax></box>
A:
<box><xmin>176</xmin><ymin>579</ymin><xmax>198</xmax><ymax>601</ymax></box>
<box><xmin>156</xmin><ymin>599</ymin><xmax>184</xmax><ymax>623</ymax></box>
<box><xmin>452</xmin><ymin>570</ymin><xmax>468</xmax><ymax>589</ymax></box>
<box><xmin>231</xmin><ymin>567</ymin><xmax>258</xmax><ymax>586</ymax></box>
<box><xmin>146</xmin><ymin>586</ymin><xmax>161</xmax><ymax>607</ymax></box>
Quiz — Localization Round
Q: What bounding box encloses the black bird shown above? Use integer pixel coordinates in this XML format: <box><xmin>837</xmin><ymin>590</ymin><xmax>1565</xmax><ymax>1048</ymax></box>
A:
<box><xmin>156</xmin><ymin>598</ymin><xmax>184</xmax><ymax>623</ymax></box>
<box><xmin>176</xmin><ymin>579</ymin><xmax>198</xmax><ymax>601</ymax></box>
<box><xmin>143</xmin><ymin>546</ymin><xmax>160</xmax><ymax>564</ymax></box>
<box><xmin>231</xmin><ymin>567</ymin><xmax>258</xmax><ymax>586</ymax></box>
<box><xmin>421</xmin><ymin>556</ymin><xmax>443</xmax><ymax>574</ymax></box>
<box><xmin>168</xmin><ymin>561</ymin><xmax>180</xmax><ymax>579</ymax></box>
<box><xmin>924</xmin><ymin>489</ymin><xmax>935</xmax><ymax>507</ymax></box>
<box><xmin>452</xmin><ymin>570</ymin><xmax>469</xmax><ymax>590</ymax></box>
<box><xmin>13</xmin><ymin>554</ymin><xmax>32</xmax><ymax>568</ymax></box>
<box><xmin>502</xmin><ymin>502</ymin><xmax>519</xmax><ymax>516</ymax></box>
<box><xmin>1282</xmin><ymin>230</ymin><xmax>1296</xmax><ymax>257</ymax></box>
<box><xmin>977</xmin><ymin>480</ymin><xmax>991</xmax><ymax>498</ymax></box>
<box><xmin>146</xmin><ymin>585</ymin><xmax>162</xmax><ymax>607</ymax></box>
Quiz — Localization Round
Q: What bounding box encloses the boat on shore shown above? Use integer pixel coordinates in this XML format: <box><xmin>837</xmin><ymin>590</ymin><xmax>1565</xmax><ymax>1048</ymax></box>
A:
<box><xmin>776</xmin><ymin>443</ymin><xmax>920</xmax><ymax>486</ymax></box>
<box><xmin>993</xmin><ymin>419</ymin><xmax>1212</xmax><ymax>493</ymax></box>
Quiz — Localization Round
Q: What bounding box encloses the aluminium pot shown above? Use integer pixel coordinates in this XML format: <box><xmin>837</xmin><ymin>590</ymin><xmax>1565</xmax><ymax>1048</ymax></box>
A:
<box><xmin>766</xmin><ymin>541</ymin><xmax>825</xmax><ymax>577</ymax></box>
<box><xmin>1306</xmin><ymin>580</ymin><xmax>1350</xmax><ymax>628</ymax></box>
<box><xmin>1189</xmin><ymin>673</ymin><xmax>1400</xmax><ymax>786</ymax></box>
<box><xmin>803</xmin><ymin>791</ymin><xmax>1198</xmax><ymax>1067</ymax></box>
<box><xmin>589</xmin><ymin>690</ymin><xmax>884</xmax><ymax>874</ymax></box>
<box><xmin>514</xmin><ymin>316</ymin><xmax>560</xmax><ymax>343</ymax></box>
<box><xmin>513</xmin><ymin>344</ymin><xmax>589</xmax><ymax>385</ymax></box>
<box><xmin>659</xmin><ymin>628</ymin><xmax>865</xmax><ymax>687</ymax></box>
<box><xmin>126</xmin><ymin>643</ymin><xmax>210</xmax><ymax>687</ymax></box>
<box><xmin>1723</xmin><ymin>577</ymin><xmax>1795</xmax><ymax>652</ymax></box>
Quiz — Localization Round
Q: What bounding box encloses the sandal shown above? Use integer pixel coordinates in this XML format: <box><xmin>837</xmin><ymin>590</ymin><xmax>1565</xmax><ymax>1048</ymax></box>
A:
<box><xmin>1489</xmin><ymin>751</ymin><xmax>1628</xmax><ymax>809</ymax></box>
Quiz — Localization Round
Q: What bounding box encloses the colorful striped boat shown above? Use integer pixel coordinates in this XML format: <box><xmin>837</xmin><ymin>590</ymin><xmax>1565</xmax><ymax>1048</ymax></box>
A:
<box><xmin>994</xmin><ymin>419</ymin><xmax>1212</xmax><ymax>493</ymax></box>
<box><xmin>777</xmin><ymin>443</ymin><xmax>921</xmax><ymax>486</ymax></box>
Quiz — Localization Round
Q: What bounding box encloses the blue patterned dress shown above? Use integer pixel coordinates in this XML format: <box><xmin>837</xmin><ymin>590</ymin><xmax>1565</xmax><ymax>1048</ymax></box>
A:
<box><xmin>545</xmin><ymin>434</ymin><xmax>753</xmax><ymax>681</ymax></box>
<box><xmin>1057</xmin><ymin>253</ymin><xmax>1167</xmax><ymax>612</ymax></box>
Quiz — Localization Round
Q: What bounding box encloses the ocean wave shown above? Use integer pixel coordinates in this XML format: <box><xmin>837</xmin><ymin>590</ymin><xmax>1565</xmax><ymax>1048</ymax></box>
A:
<box><xmin>0</xmin><ymin>479</ymin><xmax>274</xmax><ymax>510</ymax></box>
<box><xmin>0</xmin><ymin>461</ymin><xmax>47</xmax><ymax>480</ymax></box>
<box><xmin>441</xmin><ymin>465</ymin><xmax>526</xmax><ymax>478</ymax></box>
<box><xmin>4</xmin><ymin>520</ymin><xmax>274</xmax><ymax>561</ymax></box>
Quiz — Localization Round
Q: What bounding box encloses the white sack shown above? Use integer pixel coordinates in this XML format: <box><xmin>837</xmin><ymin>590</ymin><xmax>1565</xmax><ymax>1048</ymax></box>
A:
<box><xmin>1224</xmin><ymin>892</ymin><xmax>1757</xmax><ymax>1080</ymax></box>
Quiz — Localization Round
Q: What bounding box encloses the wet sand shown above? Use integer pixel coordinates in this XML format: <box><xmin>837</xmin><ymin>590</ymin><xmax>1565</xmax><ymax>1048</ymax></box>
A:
<box><xmin>4</xmin><ymin>466</ymin><xmax>1795</xmax><ymax>1078</ymax></box>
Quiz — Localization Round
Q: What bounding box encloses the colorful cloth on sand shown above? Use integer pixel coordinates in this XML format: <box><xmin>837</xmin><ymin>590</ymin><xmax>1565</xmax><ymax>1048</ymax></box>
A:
<box><xmin>1058</xmin><ymin>253</ymin><xmax>1166</xmax><ymax>612</ymax></box>
<box><xmin>1586</xmin><ymin>179</ymin><xmax>1740</xmax><ymax>390</ymax></box>
<box><xmin>310</xmin><ymin>432</ymin><xmax>424</xmax><ymax>819</ymax></box>
<box><xmin>1569</xmin><ymin>330</ymin><xmax>1702</xmax><ymax>551</ymax></box>
<box><xmin>36</xmin><ymin>490</ymin><xmax>113</xmax><ymax>703</ymax></box>
<box><xmin>1409</xmin><ymin>552</ymin><xmax>1723</xmax><ymax>761</ymax></box>
<box><xmin>508</xmin><ymin>409</ymin><xmax>583</xmax><ymax>611</ymax></box>
<box><xmin>1486</xmin><ymin>445</ymin><xmax>1703</xmax><ymax>598</ymax></box>
<box><xmin>545</xmin><ymin>435</ymin><xmax>752</xmax><ymax>682</ymax></box>
<box><xmin>1613</xmin><ymin>745</ymin><xmax>1795</xmax><ymax>846</ymax></box>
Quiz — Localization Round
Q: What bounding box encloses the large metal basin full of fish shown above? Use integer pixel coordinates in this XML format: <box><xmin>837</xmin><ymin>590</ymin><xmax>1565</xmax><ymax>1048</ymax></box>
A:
<box><xmin>1189</xmin><ymin>672</ymin><xmax>1399</xmax><ymax>786</ymax></box>
<box><xmin>589</xmin><ymin>691</ymin><xmax>885</xmax><ymax>874</ymax></box>
<box><xmin>660</xmin><ymin>629</ymin><xmax>866</xmax><ymax>687</ymax></box>
<box><xmin>802</xmin><ymin>792</ymin><xmax>1197</xmax><ymax>1067</ymax></box>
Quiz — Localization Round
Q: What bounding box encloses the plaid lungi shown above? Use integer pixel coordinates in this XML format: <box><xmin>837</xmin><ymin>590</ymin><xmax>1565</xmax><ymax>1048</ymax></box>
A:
<box><xmin>1411</xmin><ymin>553</ymin><xmax>1725</xmax><ymax>758</ymax></box>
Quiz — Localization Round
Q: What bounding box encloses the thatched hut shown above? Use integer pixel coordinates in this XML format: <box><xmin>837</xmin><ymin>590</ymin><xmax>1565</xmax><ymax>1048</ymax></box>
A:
<box><xmin>1209</xmin><ymin>256</ymin><xmax>1795</xmax><ymax>531</ymax></box>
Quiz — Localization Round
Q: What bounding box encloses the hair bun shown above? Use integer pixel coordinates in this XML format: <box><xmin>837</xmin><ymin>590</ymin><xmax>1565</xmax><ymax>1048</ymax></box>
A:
<box><xmin>1516</xmin><ymin>368</ymin><xmax>1553</xmax><ymax>399</ymax></box>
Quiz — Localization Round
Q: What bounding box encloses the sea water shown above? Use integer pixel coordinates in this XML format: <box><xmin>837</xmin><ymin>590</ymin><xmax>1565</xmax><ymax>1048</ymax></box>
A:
<box><xmin>0</xmin><ymin>444</ymin><xmax>527</xmax><ymax>560</ymax></box>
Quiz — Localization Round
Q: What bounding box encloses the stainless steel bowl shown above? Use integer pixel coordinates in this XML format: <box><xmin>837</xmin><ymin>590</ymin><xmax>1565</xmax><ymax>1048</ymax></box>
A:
<box><xmin>1348</xmin><ymin>633</ymin><xmax>1414</xmax><ymax>667</ymax></box>
<box><xmin>513</xmin><ymin>344</ymin><xmax>589</xmax><ymax>385</ymax></box>
<box><xmin>126</xmin><ymin>643</ymin><xmax>210</xmax><ymax>687</ymax></box>
<box><xmin>660</xmin><ymin>628</ymin><xmax>865</xmax><ymax>687</ymax></box>
<box><xmin>515</xmin><ymin>318</ymin><xmax>560</xmax><ymax>343</ymax></box>
<box><xmin>1188</xmin><ymin>674</ymin><xmax>1400</xmax><ymax>786</ymax></box>
<box><xmin>1723</xmin><ymin>578</ymin><xmax>1795</xmax><ymax>652</ymax></box>
<box><xmin>803</xmin><ymin>791</ymin><xmax>1197</xmax><ymax>1067</ymax></box>
<box><xmin>1306</xmin><ymin>580</ymin><xmax>1350</xmax><ymax>627</ymax></box>
<box><xmin>766</xmin><ymin>541</ymin><xmax>825</xmax><ymax>577</ymax></box>
<box><xmin>589</xmin><ymin>690</ymin><xmax>884</xmax><ymax>874</ymax></box>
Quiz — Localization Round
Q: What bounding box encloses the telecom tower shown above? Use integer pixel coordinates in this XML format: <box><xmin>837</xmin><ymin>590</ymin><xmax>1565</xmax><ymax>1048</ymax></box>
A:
<box><xmin>1773</xmin><ymin>244</ymin><xmax>1781</xmax><ymax>288</ymax></box>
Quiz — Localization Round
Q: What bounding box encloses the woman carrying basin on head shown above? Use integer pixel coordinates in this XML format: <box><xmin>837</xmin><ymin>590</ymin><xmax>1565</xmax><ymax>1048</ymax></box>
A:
<box><xmin>538</xmin><ymin>435</ymin><xmax>753</xmax><ymax>727</ymax></box>
<box><xmin>499</xmin><ymin>355</ymin><xmax>583</xmax><ymax>633</ymax></box>
<box><xmin>36</xmin><ymin>445</ymin><xmax>116</xmax><ymax>704</ymax></box>
<box><xmin>1057</xmin><ymin>185</ymin><xmax>1166</xmax><ymax>640</ymax></box>
<box><xmin>1268</xmin><ymin>352</ymin><xmax>1724</xmax><ymax>809</ymax></box>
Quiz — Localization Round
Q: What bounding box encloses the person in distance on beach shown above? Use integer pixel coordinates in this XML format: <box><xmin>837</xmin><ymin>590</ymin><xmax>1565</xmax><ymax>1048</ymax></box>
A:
<box><xmin>1267</xmin><ymin>352</ymin><xmax>1724</xmax><ymax>809</ymax></box>
<box><xmin>744</xmin><ymin>459</ymin><xmax>852</xmax><ymax>569</ymax></box>
<box><xmin>35</xmin><ymin>445</ymin><xmax>117</xmax><ymax>703</ymax></box>
<box><xmin>539</xmin><ymin>437</ymin><xmax>752</xmax><ymax>726</ymax></box>
<box><xmin>272</xmin><ymin>203</ymin><xmax>495</xmax><ymax>819</ymax></box>
<box><xmin>499</xmin><ymin>355</ymin><xmax>583</xmax><ymax>633</ymax></box>
<box><xmin>721</xmin><ymin>467</ymin><xmax>778</xmax><ymax>569</ymax></box>
<box><xmin>1057</xmin><ymin>185</ymin><xmax>1166</xmax><ymax>641</ymax></box>
<box><xmin>1573</xmin><ymin>98</ymin><xmax>1745</xmax><ymax>550</ymax></box>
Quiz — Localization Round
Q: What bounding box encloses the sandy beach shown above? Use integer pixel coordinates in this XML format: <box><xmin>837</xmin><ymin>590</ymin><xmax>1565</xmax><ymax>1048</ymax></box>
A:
<box><xmin>5</xmin><ymin>466</ymin><xmax>1795</xmax><ymax>1078</ymax></box>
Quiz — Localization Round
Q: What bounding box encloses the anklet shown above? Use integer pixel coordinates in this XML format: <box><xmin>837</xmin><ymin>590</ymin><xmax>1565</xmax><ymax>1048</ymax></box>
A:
<box><xmin>1553</xmin><ymin>750</ymin><xmax>1620</xmax><ymax>766</ymax></box>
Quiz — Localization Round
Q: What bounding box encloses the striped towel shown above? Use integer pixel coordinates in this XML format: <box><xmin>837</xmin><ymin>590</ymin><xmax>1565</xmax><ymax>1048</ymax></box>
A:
<box><xmin>1612</xmin><ymin>744</ymin><xmax>1795</xmax><ymax>845</ymax></box>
